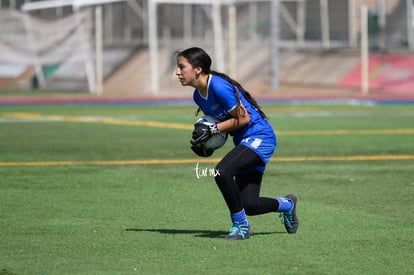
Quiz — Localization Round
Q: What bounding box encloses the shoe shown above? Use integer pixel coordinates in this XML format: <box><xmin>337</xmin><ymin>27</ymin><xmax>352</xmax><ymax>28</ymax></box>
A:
<box><xmin>280</xmin><ymin>194</ymin><xmax>299</xmax><ymax>234</ymax></box>
<box><xmin>225</xmin><ymin>222</ymin><xmax>252</xmax><ymax>240</ymax></box>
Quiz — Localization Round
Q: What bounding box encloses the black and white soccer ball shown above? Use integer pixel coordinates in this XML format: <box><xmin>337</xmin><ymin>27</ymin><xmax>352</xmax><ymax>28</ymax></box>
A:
<box><xmin>195</xmin><ymin>115</ymin><xmax>228</xmax><ymax>150</ymax></box>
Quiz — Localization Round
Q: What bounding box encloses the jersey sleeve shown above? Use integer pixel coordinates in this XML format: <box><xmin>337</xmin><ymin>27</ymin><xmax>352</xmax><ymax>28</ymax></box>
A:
<box><xmin>213</xmin><ymin>78</ymin><xmax>239</xmax><ymax>113</ymax></box>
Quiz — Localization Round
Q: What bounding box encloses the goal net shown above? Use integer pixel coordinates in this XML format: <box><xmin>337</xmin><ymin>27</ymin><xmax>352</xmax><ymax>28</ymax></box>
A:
<box><xmin>0</xmin><ymin>8</ymin><xmax>95</xmax><ymax>92</ymax></box>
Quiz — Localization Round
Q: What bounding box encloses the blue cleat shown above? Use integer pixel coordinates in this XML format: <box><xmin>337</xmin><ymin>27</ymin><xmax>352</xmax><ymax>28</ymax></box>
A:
<box><xmin>225</xmin><ymin>222</ymin><xmax>252</xmax><ymax>240</ymax></box>
<box><xmin>280</xmin><ymin>194</ymin><xmax>299</xmax><ymax>234</ymax></box>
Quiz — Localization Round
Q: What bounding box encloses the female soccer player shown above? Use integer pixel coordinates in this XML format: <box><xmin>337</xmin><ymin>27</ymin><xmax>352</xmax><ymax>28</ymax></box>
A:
<box><xmin>176</xmin><ymin>47</ymin><xmax>298</xmax><ymax>240</ymax></box>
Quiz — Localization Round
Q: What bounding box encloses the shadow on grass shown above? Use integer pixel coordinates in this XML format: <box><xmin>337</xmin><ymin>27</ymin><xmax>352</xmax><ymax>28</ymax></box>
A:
<box><xmin>125</xmin><ymin>228</ymin><xmax>284</xmax><ymax>239</ymax></box>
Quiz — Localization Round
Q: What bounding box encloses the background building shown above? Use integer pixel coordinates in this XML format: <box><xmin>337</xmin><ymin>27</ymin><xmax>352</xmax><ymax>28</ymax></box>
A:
<box><xmin>0</xmin><ymin>0</ymin><xmax>413</xmax><ymax>95</ymax></box>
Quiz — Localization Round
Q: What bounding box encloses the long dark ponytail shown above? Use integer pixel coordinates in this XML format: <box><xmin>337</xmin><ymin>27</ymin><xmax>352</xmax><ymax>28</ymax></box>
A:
<box><xmin>210</xmin><ymin>70</ymin><xmax>267</xmax><ymax>119</ymax></box>
<box><xmin>177</xmin><ymin>47</ymin><xmax>267</xmax><ymax>119</ymax></box>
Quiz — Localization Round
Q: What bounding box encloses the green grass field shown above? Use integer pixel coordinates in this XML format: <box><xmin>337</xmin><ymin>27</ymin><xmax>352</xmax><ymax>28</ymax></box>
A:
<box><xmin>0</xmin><ymin>102</ymin><xmax>413</xmax><ymax>274</ymax></box>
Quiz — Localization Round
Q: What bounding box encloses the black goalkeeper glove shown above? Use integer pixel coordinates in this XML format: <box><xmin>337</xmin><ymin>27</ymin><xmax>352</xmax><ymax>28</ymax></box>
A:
<box><xmin>190</xmin><ymin>141</ymin><xmax>214</xmax><ymax>158</ymax></box>
<box><xmin>192</xmin><ymin>123</ymin><xmax>219</xmax><ymax>144</ymax></box>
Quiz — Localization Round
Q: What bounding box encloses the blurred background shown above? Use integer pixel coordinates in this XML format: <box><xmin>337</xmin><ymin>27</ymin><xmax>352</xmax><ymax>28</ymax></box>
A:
<box><xmin>0</xmin><ymin>0</ymin><xmax>413</xmax><ymax>97</ymax></box>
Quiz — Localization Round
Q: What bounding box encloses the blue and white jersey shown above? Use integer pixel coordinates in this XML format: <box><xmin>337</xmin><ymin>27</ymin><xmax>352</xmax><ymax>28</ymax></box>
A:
<box><xmin>193</xmin><ymin>74</ymin><xmax>276</xmax><ymax>172</ymax></box>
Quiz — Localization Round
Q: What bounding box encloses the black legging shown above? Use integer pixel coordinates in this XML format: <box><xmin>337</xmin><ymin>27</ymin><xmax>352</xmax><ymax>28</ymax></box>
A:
<box><xmin>214</xmin><ymin>145</ymin><xmax>279</xmax><ymax>215</ymax></box>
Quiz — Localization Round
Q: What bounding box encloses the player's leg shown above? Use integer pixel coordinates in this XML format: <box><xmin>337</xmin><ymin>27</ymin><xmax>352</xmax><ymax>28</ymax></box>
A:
<box><xmin>236</xmin><ymin>171</ymin><xmax>279</xmax><ymax>215</ymax></box>
<box><xmin>214</xmin><ymin>145</ymin><xmax>261</xmax><ymax>240</ymax></box>
<box><xmin>236</xmin><ymin>170</ymin><xmax>299</xmax><ymax>233</ymax></box>
<box><xmin>214</xmin><ymin>145</ymin><xmax>262</xmax><ymax>213</ymax></box>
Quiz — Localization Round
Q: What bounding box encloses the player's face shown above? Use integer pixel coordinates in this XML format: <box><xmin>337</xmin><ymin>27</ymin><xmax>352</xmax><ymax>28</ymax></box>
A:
<box><xmin>176</xmin><ymin>56</ymin><xmax>198</xmax><ymax>87</ymax></box>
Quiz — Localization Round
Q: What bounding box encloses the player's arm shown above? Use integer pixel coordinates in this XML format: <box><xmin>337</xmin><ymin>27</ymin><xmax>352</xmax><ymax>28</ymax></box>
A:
<box><xmin>192</xmin><ymin>103</ymin><xmax>249</xmax><ymax>144</ymax></box>
<box><xmin>216</xmin><ymin>103</ymin><xmax>250</xmax><ymax>133</ymax></box>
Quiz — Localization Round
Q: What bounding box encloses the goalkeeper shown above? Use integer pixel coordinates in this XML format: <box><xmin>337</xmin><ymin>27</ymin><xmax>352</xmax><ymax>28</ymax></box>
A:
<box><xmin>175</xmin><ymin>47</ymin><xmax>299</xmax><ymax>240</ymax></box>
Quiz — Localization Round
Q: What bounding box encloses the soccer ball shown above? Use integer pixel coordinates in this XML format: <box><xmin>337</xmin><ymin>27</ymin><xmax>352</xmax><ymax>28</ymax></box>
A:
<box><xmin>195</xmin><ymin>115</ymin><xmax>228</xmax><ymax>150</ymax></box>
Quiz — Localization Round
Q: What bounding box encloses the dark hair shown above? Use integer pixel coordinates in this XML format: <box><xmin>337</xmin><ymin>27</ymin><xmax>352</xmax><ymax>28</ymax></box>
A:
<box><xmin>177</xmin><ymin>47</ymin><xmax>267</xmax><ymax>119</ymax></box>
